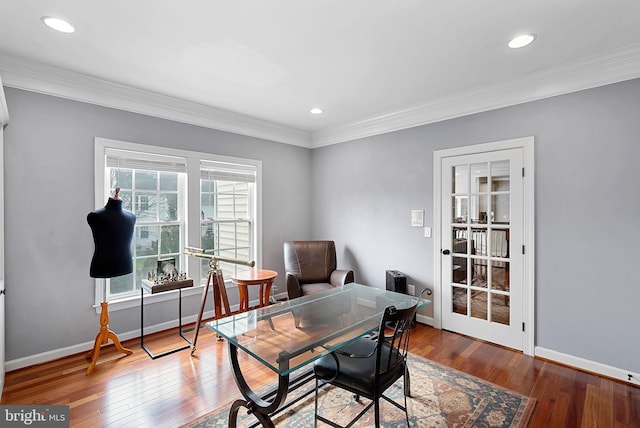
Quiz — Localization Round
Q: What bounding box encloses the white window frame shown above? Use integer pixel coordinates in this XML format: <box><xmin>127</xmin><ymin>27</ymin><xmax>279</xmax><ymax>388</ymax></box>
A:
<box><xmin>93</xmin><ymin>137</ymin><xmax>262</xmax><ymax>313</ymax></box>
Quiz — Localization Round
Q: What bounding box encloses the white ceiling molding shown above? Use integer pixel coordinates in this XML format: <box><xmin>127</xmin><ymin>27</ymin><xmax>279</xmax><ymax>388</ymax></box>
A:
<box><xmin>2</xmin><ymin>43</ymin><xmax>640</xmax><ymax>149</ymax></box>
<box><xmin>311</xmin><ymin>43</ymin><xmax>640</xmax><ymax>148</ymax></box>
<box><xmin>0</xmin><ymin>75</ymin><xmax>9</xmax><ymax>126</ymax></box>
<box><xmin>0</xmin><ymin>55</ymin><xmax>311</xmax><ymax>148</ymax></box>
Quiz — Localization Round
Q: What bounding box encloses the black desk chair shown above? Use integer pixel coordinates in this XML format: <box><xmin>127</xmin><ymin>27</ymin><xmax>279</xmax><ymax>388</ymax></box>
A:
<box><xmin>313</xmin><ymin>303</ymin><xmax>418</xmax><ymax>427</ymax></box>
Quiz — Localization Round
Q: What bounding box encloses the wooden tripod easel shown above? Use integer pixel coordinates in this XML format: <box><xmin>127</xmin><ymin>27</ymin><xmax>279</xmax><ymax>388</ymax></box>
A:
<box><xmin>190</xmin><ymin>260</ymin><xmax>231</xmax><ymax>354</ymax></box>
<box><xmin>86</xmin><ymin>301</ymin><xmax>133</xmax><ymax>375</ymax></box>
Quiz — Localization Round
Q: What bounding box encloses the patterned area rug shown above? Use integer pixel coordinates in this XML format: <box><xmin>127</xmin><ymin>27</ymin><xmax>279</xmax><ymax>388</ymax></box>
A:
<box><xmin>183</xmin><ymin>355</ymin><xmax>535</xmax><ymax>427</ymax></box>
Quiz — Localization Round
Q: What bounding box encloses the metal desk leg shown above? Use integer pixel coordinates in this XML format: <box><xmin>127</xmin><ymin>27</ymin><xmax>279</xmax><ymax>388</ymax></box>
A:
<box><xmin>227</xmin><ymin>342</ymin><xmax>290</xmax><ymax>428</ymax></box>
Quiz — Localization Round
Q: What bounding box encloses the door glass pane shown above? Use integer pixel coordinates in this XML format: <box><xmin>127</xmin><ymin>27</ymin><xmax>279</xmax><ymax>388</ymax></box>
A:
<box><xmin>470</xmin><ymin>195</ymin><xmax>488</xmax><ymax>224</ymax></box>
<box><xmin>492</xmin><ymin>261</ymin><xmax>510</xmax><ymax>292</ymax></box>
<box><xmin>491</xmin><ymin>293</ymin><xmax>510</xmax><ymax>325</ymax></box>
<box><xmin>453</xmin><ymin>165</ymin><xmax>468</xmax><ymax>193</ymax></box>
<box><xmin>453</xmin><ymin>196</ymin><xmax>468</xmax><ymax>223</ymax></box>
<box><xmin>471</xmin><ymin>228</ymin><xmax>487</xmax><ymax>256</ymax></box>
<box><xmin>452</xmin><ymin>286</ymin><xmax>467</xmax><ymax>315</ymax></box>
<box><xmin>491</xmin><ymin>160</ymin><xmax>510</xmax><ymax>191</ymax></box>
<box><xmin>452</xmin><ymin>227</ymin><xmax>468</xmax><ymax>252</ymax></box>
<box><xmin>471</xmin><ymin>259</ymin><xmax>488</xmax><ymax>288</ymax></box>
<box><xmin>470</xmin><ymin>290</ymin><xmax>488</xmax><ymax>320</ymax></box>
<box><xmin>470</xmin><ymin>163</ymin><xmax>488</xmax><ymax>193</ymax></box>
<box><xmin>492</xmin><ymin>194</ymin><xmax>510</xmax><ymax>224</ymax></box>
<box><xmin>452</xmin><ymin>256</ymin><xmax>467</xmax><ymax>284</ymax></box>
<box><xmin>491</xmin><ymin>229</ymin><xmax>510</xmax><ymax>257</ymax></box>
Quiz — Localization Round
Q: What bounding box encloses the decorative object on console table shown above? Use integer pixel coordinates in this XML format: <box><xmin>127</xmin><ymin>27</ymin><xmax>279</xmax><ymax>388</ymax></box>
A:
<box><xmin>140</xmin><ymin>277</ymin><xmax>194</xmax><ymax>359</ymax></box>
<box><xmin>86</xmin><ymin>188</ymin><xmax>135</xmax><ymax>375</ymax></box>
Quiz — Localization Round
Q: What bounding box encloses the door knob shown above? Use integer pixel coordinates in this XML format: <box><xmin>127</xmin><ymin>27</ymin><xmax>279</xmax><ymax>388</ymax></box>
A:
<box><xmin>442</xmin><ymin>249</ymin><xmax>450</xmax><ymax>255</ymax></box>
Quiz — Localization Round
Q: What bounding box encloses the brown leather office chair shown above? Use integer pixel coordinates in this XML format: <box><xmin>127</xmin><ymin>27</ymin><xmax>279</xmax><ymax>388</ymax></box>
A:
<box><xmin>283</xmin><ymin>240</ymin><xmax>354</xmax><ymax>300</ymax></box>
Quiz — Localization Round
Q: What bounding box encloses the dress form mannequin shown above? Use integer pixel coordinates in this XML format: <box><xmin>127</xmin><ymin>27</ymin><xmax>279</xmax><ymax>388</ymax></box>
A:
<box><xmin>86</xmin><ymin>188</ymin><xmax>136</xmax><ymax>374</ymax></box>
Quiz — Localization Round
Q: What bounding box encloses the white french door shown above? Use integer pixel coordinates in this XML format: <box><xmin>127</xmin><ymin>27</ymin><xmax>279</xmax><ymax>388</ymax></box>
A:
<box><xmin>440</xmin><ymin>148</ymin><xmax>525</xmax><ymax>350</ymax></box>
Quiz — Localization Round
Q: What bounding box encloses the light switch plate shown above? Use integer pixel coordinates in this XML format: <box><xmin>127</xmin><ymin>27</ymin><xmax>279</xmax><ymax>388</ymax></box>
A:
<box><xmin>424</xmin><ymin>227</ymin><xmax>431</xmax><ymax>238</ymax></box>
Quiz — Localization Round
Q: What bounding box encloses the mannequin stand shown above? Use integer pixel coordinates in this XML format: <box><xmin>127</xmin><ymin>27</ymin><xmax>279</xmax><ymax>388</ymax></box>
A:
<box><xmin>86</xmin><ymin>301</ymin><xmax>133</xmax><ymax>375</ymax></box>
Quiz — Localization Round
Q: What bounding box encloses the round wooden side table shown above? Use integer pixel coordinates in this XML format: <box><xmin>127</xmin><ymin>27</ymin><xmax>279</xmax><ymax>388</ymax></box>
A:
<box><xmin>231</xmin><ymin>269</ymin><xmax>278</xmax><ymax>312</ymax></box>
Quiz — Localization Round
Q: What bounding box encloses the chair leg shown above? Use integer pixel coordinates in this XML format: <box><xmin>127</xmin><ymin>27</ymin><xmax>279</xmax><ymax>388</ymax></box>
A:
<box><xmin>374</xmin><ymin>397</ymin><xmax>380</xmax><ymax>427</ymax></box>
<box><xmin>314</xmin><ymin>378</ymin><xmax>319</xmax><ymax>428</ymax></box>
<box><xmin>403</xmin><ymin>374</ymin><xmax>410</xmax><ymax>426</ymax></box>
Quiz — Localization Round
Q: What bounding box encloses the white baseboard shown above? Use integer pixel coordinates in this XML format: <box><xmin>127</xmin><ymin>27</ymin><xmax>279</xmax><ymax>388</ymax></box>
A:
<box><xmin>416</xmin><ymin>314</ymin><xmax>433</xmax><ymax>326</ymax></box>
<box><xmin>535</xmin><ymin>346</ymin><xmax>640</xmax><ymax>386</ymax></box>
<box><xmin>8</xmin><ymin>307</ymin><xmax>638</xmax><ymax>388</ymax></box>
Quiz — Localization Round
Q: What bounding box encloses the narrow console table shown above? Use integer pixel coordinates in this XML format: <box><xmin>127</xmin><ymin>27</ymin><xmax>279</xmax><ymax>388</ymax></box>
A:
<box><xmin>140</xmin><ymin>278</ymin><xmax>193</xmax><ymax>359</ymax></box>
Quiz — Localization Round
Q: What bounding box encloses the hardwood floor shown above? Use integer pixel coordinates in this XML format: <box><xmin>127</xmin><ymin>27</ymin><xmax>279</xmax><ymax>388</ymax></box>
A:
<box><xmin>2</xmin><ymin>322</ymin><xmax>639</xmax><ymax>427</ymax></box>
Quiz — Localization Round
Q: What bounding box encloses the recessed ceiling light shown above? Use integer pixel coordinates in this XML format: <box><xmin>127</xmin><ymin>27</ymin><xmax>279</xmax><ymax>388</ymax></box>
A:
<box><xmin>508</xmin><ymin>33</ymin><xmax>536</xmax><ymax>49</ymax></box>
<box><xmin>41</xmin><ymin>16</ymin><xmax>75</xmax><ymax>33</ymax></box>
<box><xmin>310</xmin><ymin>107</ymin><xmax>324</xmax><ymax>115</ymax></box>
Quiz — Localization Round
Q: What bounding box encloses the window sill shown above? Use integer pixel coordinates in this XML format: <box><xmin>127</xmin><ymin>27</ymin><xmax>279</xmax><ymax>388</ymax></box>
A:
<box><xmin>93</xmin><ymin>280</ymin><xmax>238</xmax><ymax>314</ymax></box>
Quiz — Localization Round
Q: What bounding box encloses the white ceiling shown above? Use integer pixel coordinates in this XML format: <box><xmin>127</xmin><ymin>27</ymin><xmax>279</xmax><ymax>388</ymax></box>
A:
<box><xmin>1</xmin><ymin>0</ymin><xmax>640</xmax><ymax>147</ymax></box>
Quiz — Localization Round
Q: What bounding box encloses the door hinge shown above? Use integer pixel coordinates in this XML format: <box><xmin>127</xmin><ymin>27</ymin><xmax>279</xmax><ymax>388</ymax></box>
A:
<box><xmin>522</xmin><ymin>167</ymin><xmax>525</xmax><ymax>177</ymax></box>
<box><xmin>522</xmin><ymin>245</ymin><xmax>525</xmax><ymax>254</ymax></box>
<box><xmin>0</xmin><ymin>289</ymin><xmax>4</xmax><ymax>295</ymax></box>
<box><xmin>522</xmin><ymin>322</ymin><xmax>525</xmax><ymax>332</ymax></box>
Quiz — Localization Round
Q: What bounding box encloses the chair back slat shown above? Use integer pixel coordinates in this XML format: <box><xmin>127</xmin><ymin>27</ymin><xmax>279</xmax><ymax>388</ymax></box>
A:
<box><xmin>375</xmin><ymin>304</ymin><xmax>417</xmax><ymax>377</ymax></box>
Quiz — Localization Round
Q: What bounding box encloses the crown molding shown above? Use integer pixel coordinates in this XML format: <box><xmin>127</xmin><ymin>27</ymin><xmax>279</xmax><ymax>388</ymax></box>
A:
<box><xmin>3</xmin><ymin>43</ymin><xmax>640</xmax><ymax>149</ymax></box>
<box><xmin>0</xmin><ymin>55</ymin><xmax>311</xmax><ymax>148</ymax></box>
<box><xmin>0</xmin><ymin>75</ymin><xmax>9</xmax><ymax>126</ymax></box>
<box><xmin>311</xmin><ymin>43</ymin><xmax>640</xmax><ymax>148</ymax></box>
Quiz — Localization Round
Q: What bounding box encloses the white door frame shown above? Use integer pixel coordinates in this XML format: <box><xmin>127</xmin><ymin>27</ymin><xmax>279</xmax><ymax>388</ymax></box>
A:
<box><xmin>433</xmin><ymin>136</ymin><xmax>535</xmax><ymax>356</ymax></box>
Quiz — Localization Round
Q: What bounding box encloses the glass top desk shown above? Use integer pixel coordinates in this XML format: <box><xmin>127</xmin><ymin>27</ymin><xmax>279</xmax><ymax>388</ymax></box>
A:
<box><xmin>206</xmin><ymin>282</ymin><xmax>430</xmax><ymax>427</ymax></box>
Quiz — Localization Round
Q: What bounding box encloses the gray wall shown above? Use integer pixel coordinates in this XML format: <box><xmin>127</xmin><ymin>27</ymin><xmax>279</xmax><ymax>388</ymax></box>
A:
<box><xmin>4</xmin><ymin>78</ymin><xmax>640</xmax><ymax>374</ymax></box>
<box><xmin>311</xmin><ymin>78</ymin><xmax>640</xmax><ymax>373</ymax></box>
<box><xmin>3</xmin><ymin>88</ymin><xmax>311</xmax><ymax>361</ymax></box>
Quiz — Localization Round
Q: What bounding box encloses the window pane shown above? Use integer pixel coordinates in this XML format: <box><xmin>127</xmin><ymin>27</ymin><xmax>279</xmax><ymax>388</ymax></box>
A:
<box><xmin>160</xmin><ymin>225</ymin><xmax>180</xmax><ymax>254</ymax></box>
<box><xmin>135</xmin><ymin>193</ymin><xmax>158</xmax><ymax>221</ymax></box>
<box><xmin>201</xmin><ymin>222</ymin><xmax>216</xmax><ymax>251</ymax></box>
<box><xmin>136</xmin><ymin>258</ymin><xmax>157</xmax><ymax>289</ymax></box>
<box><xmin>135</xmin><ymin>170</ymin><xmax>157</xmax><ymax>190</ymax></box>
<box><xmin>201</xmin><ymin>194</ymin><xmax>214</xmax><ymax>220</ymax></box>
<box><xmin>159</xmin><ymin>172</ymin><xmax>177</xmax><ymax>191</ymax></box>
<box><xmin>201</xmin><ymin>179</ymin><xmax>214</xmax><ymax>193</ymax></box>
<box><xmin>216</xmin><ymin>194</ymin><xmax>234</xmax><ymax>220</ymax></box>
<box><xmin>110</xmin><ymin>273</ymin><xmax>133</xmax><ymax>295</ymax></box>
<box><xmin>136</xmin><ymin>225</ymin><xmax>159</xmax><ymax>256</ymax></box>
<box><xmin>218</xmin><ymin>223</ymin><xmax>236</xmax><ymax>249</ymax></box>
<box><xmin>110</xmin><ymin>168</ymin><xmax>132</xmax><ymax>189</ymax></box>
<box><xmin>159</xmin><ymin>193</ymin><xmax>178</xmax><ymax>221</ymax></box>
<box><xmin>119</xmin><ymin>191</ymin><xmax>133</xmax><ymax>211</ymax></box>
